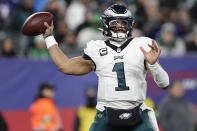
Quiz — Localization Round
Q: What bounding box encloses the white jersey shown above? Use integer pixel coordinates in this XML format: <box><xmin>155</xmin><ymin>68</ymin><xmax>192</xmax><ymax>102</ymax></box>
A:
<box><xmin>84</xmin><ymin>37</ymin><xmax>153</xmax><ymax>110</ymax></box>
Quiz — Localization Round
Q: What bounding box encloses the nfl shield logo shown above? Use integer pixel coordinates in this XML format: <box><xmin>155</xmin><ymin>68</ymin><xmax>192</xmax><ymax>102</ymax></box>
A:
<box><xmin>117</xmin><ymin>48</ymin><xmax>121</xmax><ymax>53</ymax></box>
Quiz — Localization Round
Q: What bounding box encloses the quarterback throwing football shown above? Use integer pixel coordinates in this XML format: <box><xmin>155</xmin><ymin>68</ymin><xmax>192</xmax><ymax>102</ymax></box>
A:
<box><xmin>43</xmin><ymin>4</ymin><xmax>169</xmax><ymax>131</ymax></box>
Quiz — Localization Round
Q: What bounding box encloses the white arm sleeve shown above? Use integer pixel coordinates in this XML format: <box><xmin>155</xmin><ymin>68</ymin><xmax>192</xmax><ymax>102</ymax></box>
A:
<box><xmin>147</xmin><ymin>62</ymin><xmax>169</xmax><ymax>88</ymax></box>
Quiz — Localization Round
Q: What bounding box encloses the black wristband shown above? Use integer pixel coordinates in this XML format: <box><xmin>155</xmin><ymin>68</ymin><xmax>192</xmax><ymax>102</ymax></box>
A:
<box><xmin>44</xmin><ymin>34</ymin><xmax>53</xmax><ymax>39</ymax></box>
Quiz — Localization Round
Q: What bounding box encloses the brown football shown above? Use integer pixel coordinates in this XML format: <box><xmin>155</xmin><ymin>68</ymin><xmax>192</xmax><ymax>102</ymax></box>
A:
<box><xmin>22</xmin><ymin>12</ymin><xmax>53</xmax><ymax>36</ymax></box>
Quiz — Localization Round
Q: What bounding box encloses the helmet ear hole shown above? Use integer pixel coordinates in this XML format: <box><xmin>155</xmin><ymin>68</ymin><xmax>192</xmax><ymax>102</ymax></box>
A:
<box><xmin>101</xmin><ymin>4</ymin><xmax>134</xmax><ymax>41</ymax></box>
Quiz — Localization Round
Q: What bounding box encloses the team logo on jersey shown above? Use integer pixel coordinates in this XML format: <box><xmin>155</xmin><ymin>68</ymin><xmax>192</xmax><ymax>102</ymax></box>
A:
<box><xmin>99</xmin><ymin>48</ymin><xmax>108</xmax><ymax>56</ymax></box>
<box><xmin>114</xmin><ymin>55</ymin><xmax>124</xmax><ymax>60</ymax></box>
<box><xmin>119</xmin><ymin>113</ymin><xmax>132</xmax><ymax>120</ymax></box>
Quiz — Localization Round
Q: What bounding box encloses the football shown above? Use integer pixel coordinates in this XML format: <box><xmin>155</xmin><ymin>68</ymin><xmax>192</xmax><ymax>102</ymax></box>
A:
<box><xmin>22</xmin><ymin>12</ymin><xmax>53</xmax><ymax>36</ymax></box>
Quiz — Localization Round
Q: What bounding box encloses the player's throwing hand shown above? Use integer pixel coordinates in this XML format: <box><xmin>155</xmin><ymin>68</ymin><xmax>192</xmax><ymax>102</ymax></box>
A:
<box><xmin>140</xmin><ymin>40</ymin><xmax>162</xmax><ymax>65</ymax></box>
<box><xmin>43</xmin><ymin>21</ymin><xmax>54</xmax><ymax>38</ymax></box>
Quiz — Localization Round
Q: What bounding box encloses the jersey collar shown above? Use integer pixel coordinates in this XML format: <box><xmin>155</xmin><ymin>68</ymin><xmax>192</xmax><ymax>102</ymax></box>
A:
<box><xmin>105</xmin><ymin>38</ymin><xmax>132</xmax><ymax>53</ymax></box>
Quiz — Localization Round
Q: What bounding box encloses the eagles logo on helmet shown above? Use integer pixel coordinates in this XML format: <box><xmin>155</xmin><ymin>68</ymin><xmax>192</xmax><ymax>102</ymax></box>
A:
<box><xmin>101</xmin><ymin>4</ymin><xmax>134</xmax><ymax>42</ymax></box>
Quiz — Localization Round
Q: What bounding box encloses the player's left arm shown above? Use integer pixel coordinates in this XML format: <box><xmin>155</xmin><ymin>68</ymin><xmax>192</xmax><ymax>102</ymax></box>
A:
<box><xmin>140</xmin><ymin>40</ymin><xmax>169</xmax><ymax>90</ymax></box>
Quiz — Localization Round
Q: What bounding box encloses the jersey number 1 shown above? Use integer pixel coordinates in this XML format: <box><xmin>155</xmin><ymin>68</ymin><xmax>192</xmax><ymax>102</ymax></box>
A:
<box><xmin>112</xmin><ymin>62</ymin><xmax>129</xmax><ymax>91</ymax></box>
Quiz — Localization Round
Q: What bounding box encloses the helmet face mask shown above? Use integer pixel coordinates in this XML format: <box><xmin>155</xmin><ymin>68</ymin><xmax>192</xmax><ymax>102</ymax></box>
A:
<box><xmin>109</xmin><ymin>19</ymin><xmax>129</xmax><ymax>32</ymax></box>
<box><xmin>101</xmin><ymin>4</ymin><xmax>134</xmax><ymax>42</ymax></box>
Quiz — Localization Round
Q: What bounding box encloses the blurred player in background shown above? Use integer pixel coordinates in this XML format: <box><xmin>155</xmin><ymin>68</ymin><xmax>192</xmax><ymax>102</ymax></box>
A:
<box><xmin>74</xmin><ymin>87</ymin><xmax>96</xmax><ymax>131</ymax></box>
<box><xmin>30</xmin><ymin>83</ymin><xmax>62</xmax><ymax>131</ymax></box>
<box><xmin>43</xmin><ymin>4</ymin><xmax>169</xmax><ymax>131</ymax></box>
<box><xmin>158</xmin><ymin>81</ymin><xmax>196</xmax><ymax>131</ymax></box>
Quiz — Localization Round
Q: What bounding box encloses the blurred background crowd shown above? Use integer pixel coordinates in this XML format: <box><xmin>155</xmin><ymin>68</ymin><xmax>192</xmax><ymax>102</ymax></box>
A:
<box><xmin>1</xmin><ymin>0</ymin><xmax>197</xmax><ymax>131</ymax></box>
<box><xmin>1</xmin><ymin>0</ymin><xmax>197</xmax><ymax>58</ymax></box>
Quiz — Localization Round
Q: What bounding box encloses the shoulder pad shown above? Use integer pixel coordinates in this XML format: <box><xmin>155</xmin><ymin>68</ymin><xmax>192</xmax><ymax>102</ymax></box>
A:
<box><xmin>134</xmin><ymin>36</ymin><xmax>152</xmax><ymax>42</ymax></box>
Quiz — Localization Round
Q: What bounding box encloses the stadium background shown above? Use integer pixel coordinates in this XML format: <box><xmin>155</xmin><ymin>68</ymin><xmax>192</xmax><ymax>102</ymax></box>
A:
<box><xmin>0</xmin><ymin>0</ymin><xmax>197</xmax><ymax>131</ymax></box>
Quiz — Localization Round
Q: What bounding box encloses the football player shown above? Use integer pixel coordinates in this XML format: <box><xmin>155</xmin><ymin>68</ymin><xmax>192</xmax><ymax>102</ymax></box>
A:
<box><xmin>43</xmin><ymin>4</ymin><xmax>169</xmax><ymax>131</ymax></box>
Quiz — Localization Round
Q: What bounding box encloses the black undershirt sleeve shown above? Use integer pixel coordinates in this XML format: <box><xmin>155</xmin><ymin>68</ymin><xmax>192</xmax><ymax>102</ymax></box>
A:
<box><xmin>82</xmin><ymin>53</ymin><xmax>96</xmax><ymax>71</ymax></box>
<box><xmin>144</xmin><ymin>60</ymin><xmax>147</xmax><ymax>70</ymax></box>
